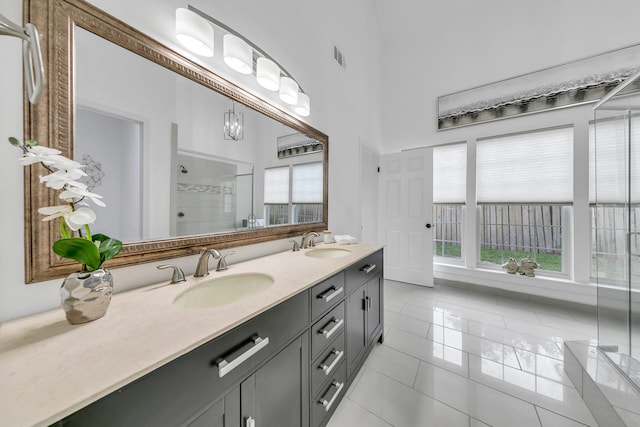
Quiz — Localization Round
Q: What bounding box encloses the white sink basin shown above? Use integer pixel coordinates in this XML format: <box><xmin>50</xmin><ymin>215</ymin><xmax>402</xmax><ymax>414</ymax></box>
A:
<box><xmin>305</xmin><ymin>248</ymin><xmax>352</xmax><ymax>259</ymax></box>
<box><xmin>173</xmin><ymin>273</ymin><xmax>274</xmax><ymax>309</ymax></box>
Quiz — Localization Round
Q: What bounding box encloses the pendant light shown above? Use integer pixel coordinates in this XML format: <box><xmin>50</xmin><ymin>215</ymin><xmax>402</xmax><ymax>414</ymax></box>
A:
<box><xmin>175</xmin><ymin>8</ymin><xmax>214</xmax><ymax>57</ymax></box>
<box><xmin>279</xmin><ymin>77</ymin><xmax>299</xmax><ymax>105</ymax></box>
<box><xmin>224</xmin><ymin>34</ymin><xmax>253</xmax><ymax>74</ymax></box>
<box><xmin>256</xmin><ymin>57</ymin><xmax>280</xmax><ymax>91</ymax></box>
<box><xmin>224</xmin><ymin>102</ymin><xmax>244</xmax><ymax>141</ymax></box>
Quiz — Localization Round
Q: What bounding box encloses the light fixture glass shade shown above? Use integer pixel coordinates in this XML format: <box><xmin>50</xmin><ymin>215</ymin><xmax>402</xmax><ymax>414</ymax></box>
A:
<box><xmin>256</xmin><ymin>57</ymin><xmax>280</xmax><ymax>91</ymax></box>
<box><xmin>224</xmin><ymin>34</ymin><xmax>253</xmax><ymax>74</ymax></box>
<box><xmin>294</xmin><ymin>92</ymin><xmax>310</xmax><ymax>116</ymax></box>
<box><xmin>175</xmin><ymin>8</ymin><xmax>214</xmax><ymax>57</ymax></box>
<box><xmin>279</xmin><ymin>77</ymin><xmax>299</xmax><ymax>105</ymax></box>
<box><xmin>224</xmin><ymin>105</ymin><xmax>244</xmax><ymax>141</ymax></box>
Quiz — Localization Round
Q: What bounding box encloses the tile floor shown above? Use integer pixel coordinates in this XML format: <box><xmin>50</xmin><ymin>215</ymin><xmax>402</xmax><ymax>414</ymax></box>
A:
<box><xmin>326</xmin><ymin>280</ymin><xmax>600</xmax><ymax>427</ymax></box>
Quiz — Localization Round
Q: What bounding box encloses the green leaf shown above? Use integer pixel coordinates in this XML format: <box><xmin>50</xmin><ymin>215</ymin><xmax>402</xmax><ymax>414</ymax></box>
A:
<box><xmin>8</xmin><ymin>137</ymin><xmax>20</xmax><ymax>146</ymax></box>
<box><xmin>53</xmin><ymin>238</ymin><xmax>101</xmax><ymax>271</ymax></box>
<box><xmin>25</xmin><ymin>139</ymin><xmax>38</xmax><ymax>147</ymax></box>
<box><xmin>93</xmin><ymin>233</ymin><xmax>122</xmax><ymax>265</ymax></box>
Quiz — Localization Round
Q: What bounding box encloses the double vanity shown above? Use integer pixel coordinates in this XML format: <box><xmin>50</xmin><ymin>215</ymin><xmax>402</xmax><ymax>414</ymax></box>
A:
<box><xmin>0</xmin><ymin>243</ymin><xmax>383</xmax><ymax>427</ymax></box>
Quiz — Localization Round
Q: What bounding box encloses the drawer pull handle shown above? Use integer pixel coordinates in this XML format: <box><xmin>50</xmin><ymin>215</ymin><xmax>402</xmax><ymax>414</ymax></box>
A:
<box><xmin>217</xmin><ymin>335</ymin><xmax>270</xmax><ymax>378</ymax></box>
<box><xmin>360</xmin><ymin>264</ymin><xmax>376</xmax><ymax>273</ymax></box>
<box><xmin>246</xmin><ymin>416</ymin><xmax>256</xmax><ymax>427</ymax></box>
<box><xmin>319</xmin><ymin>318</ymin><xmax>344</xmax><ymax>339</ymax></box>
<box><xmin>320</xmin><ymin>381</ymin><xmax>344</xmax><ymax>412</ymax></box>
<box><xmin>318</xmin><ymin>286</ymin><xmax>344</xmax><ymax>303</ymax></box>
<box><xmin>320</xmin><ymin>350</ymin><xmax>344</xmax><ymax>375</ymax></box>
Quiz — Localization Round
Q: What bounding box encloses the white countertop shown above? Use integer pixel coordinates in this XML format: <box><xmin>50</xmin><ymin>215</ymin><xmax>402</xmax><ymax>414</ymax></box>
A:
<box><xmin>0</xmin><ymin>243</ymin><xmax>380</xmax><ymax>427</ymax></box>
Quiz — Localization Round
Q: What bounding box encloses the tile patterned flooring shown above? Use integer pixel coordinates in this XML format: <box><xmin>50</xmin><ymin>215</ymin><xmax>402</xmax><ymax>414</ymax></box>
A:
<box><xmin>326</xmin><ymin>280</ymin><xmax>600</xmax><ymax>427</ymax></box>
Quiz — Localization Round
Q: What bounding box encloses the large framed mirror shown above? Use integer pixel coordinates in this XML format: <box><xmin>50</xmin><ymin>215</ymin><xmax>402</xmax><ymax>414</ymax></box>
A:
<box><xmin>24</xmin><ymin>0</ymin><xmax>328</xmax><ymax>282</ymax></box>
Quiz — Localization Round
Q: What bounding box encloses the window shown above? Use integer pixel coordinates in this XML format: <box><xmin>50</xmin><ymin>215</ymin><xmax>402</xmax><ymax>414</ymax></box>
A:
<box><xmin>479</xmin><ymin>204</ymin><xmax>563</xmax><ymax>272</ymax></box>
<box><xmin>264</xmin><ymin>167</ymin><xmax>290</xmax><ymax>225</ymax></box>
<box><xmin>589</xmin><ymin>116</ymin><xmax>640</xmax><ymax>282</ymax></box>
<box><xmin>476</xmin><ymin>127</ymin><xmax>573</xmax><ymax>273</ymax></box>
<box><xmin>263</xmin><ymin>162</ymin><xmax>323</xmax><ymax>225</ymax></box>
<box><xmin>433</xmin><ymin>143</ymin><xmax>466</xmax><ymax>261</ymax></box>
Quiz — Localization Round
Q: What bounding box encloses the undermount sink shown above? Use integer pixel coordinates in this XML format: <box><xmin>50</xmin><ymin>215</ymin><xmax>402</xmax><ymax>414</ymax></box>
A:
<box><xmin>305</xmin><ymin>248</ymin><xmax>352</xmax><ymax>259</ymax></box>
<box><xmin>173</xmin><ymin>273</ymin><xmax>274</xmax><ymax>309</ymax></box>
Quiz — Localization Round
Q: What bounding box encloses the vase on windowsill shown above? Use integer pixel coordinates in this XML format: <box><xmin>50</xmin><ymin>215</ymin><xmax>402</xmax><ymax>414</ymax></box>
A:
<box><xmin>9</xmin><ymin>137</ymin><xmax>122</xmax><ymax>325</ymax></box>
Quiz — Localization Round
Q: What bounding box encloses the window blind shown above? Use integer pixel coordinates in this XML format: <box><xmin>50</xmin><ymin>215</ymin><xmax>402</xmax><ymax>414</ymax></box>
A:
<box><xmin>433</xmin><ymin>143</ymin><xmax>466</xmax><ymax>204</ymax></box>
<box><xmin>292</xmin><ymin>162</ymin><xmax>323</xmax><ymax>203</ymax></box>
<box><xmin>476</xmin><ymin>127</ymin><xmax>573</xmax><ymax>204</ymax></box>
<box><xmin>264</xmin><ymin>167</ymin><xmax>289</xmax><ymax>204</ymax></box>
<box><xmin>589</xmin><ymin>115</ymin><xmax>640</xmax><ymax>204</ymax></box>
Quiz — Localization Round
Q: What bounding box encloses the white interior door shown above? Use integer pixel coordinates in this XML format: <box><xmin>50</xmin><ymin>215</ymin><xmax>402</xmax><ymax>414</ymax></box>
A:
<box><xmin>379</xmin><ymin>148</ymin><xmax>433</xmax><ymax>287</ymax></box>
<box><xmin>359</xmin><ymin>143</ymin><xmax>379</xmax><ymax>245</ymax></box>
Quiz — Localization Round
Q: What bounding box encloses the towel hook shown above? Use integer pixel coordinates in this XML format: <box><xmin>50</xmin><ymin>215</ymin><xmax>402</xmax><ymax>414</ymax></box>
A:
<box><xmin>0</xmin><ymin>12</ymin><xmax>45</xmax><ymax>104</ymax></box>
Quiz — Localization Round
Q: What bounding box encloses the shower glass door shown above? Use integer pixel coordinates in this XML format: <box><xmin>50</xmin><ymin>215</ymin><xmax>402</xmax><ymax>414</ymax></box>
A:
<box><xmin>593</xmin><ymin>73</ymin><xmax>640</xmax><ymax>388</ymax></box>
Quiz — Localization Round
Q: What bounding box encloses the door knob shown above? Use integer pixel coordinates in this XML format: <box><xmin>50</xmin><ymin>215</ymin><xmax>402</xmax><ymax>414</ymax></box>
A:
<box><xmin>425</xmin><ymin>223</ymin><xmax>432</xmax><ymax>229</ymax></box>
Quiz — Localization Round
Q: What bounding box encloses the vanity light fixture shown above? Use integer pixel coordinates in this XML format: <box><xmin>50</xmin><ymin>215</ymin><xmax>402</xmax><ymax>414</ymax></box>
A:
<box><xmin>279</xmin><ymin>77</ymin><xmax>299</xmax><ymax>105</ymax></box>
<box><xmin>176</xmin><ymin>6</ymin><xmax>310</xmax><ymax>116</ymax></box>
<box><xmin>224</xmin><ymin>102</ymin><xmax>244</xmax><ymax>141</ymax></box>
<box><xmin>294</xmin><ymin>92</ymin><xmax>310</xmax><ymax>117</ymax></box>
<box><xmin>223</xmin><ymin>34</ymin><xmax>253</xmax><ymax>74</ymax></box>
<box><xmin>176</xmin><ymin>8</ymin><xmax>214</xmax><ymax>57</ymax></box>
<box><xmin>256</xmin><ymin>57</ymin><xmax>280</xmax><ymax>91</ymax></box>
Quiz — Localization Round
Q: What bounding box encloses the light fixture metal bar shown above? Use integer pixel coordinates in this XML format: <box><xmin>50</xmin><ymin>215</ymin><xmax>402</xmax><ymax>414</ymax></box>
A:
<box><xmin>187</xmin><ymin>5</ymin><xmax>305</xmax><ymax>94</ymax></box>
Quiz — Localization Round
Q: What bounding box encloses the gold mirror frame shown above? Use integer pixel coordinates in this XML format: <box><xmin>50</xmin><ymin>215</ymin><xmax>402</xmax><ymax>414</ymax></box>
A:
<box><xmin>23</xmin><ymin>0</ymin><xmax>328</xmax><ymax>283</ymax></box>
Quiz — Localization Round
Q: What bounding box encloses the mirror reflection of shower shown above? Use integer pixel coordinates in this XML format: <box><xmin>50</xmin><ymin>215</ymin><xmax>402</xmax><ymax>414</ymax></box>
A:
<box><xmin>173</xmin><ymin>150</ymin><xmax>255</xmax><ymax>236</ymax></box>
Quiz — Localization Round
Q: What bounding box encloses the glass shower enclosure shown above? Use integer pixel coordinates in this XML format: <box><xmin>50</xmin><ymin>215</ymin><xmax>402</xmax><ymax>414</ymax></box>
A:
<box><xmin>593</xmin><ymin>69</ymin><xmax>640</xmax><ymax>388</ymax></box>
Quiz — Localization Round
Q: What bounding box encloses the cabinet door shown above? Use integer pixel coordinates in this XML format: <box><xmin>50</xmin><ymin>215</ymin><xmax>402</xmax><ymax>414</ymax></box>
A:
<box><xmin>188</xmin><ymin>386</ymin><xmax>240</xmax><ymax>427</ymax></box>
<box><xmin>366</xmin><ymin>275</ymin><xmax>383</xmax><ymax>344</ymax></box>
<box><xmin>345</xmin><ymin>285</ymin><xmax>367</xmax><ymax>379</ymax></box>
<box><xmin>241</xmin><ymin>333</ymin><xmax>309</xmax><ymax>427</ymax></box>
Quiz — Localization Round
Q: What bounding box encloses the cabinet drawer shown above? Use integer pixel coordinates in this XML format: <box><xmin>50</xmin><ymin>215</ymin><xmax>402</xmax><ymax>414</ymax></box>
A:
<box><xmin>345</xmin><ymin>250</ymin><xmax>383</xmax><ymax>293</ymax></box>
<box><xmin>311</xmin><ymin>330</ymin><xmax>345</xmax><ymax>398</ymax></box>
<box><xmin>311</xmin><ymin>302</ymin><xmax>345</xmax><ymax>360</ymax></box>
<box><xmin>311</xmin><ymin>360</ymin><xmax>347</xmax><ymax>427</ymax></box>
<box><xmin>310</xmin><ymin>272</ymin><xmax>345</xmax><ymax>321</ymax></box>
<box><xmin>60</xmin><ymin>290</ymin><xmax>308</xmax><ymax>427</ymax></box>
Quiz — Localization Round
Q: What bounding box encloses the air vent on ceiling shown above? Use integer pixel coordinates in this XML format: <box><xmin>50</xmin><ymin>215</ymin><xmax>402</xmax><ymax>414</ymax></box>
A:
<box><xmin>333</xmin><ymin>45</ymin><xmax>346</xmax><ymax>69</ymax></box>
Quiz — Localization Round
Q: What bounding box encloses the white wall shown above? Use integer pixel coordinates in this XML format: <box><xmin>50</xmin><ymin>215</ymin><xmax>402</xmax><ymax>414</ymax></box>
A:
<box><xmin>374</xmin><ymin>0</ymin><xmax>640</xmax><ymax>151</ymax></box>
<box><xmin>0</xmin><ymin>0</ymin><xmax>383</xmax><ymax>322</ymax></box>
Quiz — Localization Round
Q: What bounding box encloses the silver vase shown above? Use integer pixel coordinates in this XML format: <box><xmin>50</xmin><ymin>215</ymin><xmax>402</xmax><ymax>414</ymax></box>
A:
<box><xmin>60</xmin><ymin>269</ymin><xmax>113</xmax><ymax>325</ymax></box>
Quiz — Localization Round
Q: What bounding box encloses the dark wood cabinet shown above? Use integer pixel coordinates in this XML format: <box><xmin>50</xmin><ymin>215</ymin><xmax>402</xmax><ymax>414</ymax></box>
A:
<box><xmin>55</xmin><ymin>249</ymin><xmax>383</xmax><ymax>427</ymax></box>
<box><xmin>241</xmin><ymin>333</ymin><xmax>309</xmax><ymax>427</ymax></box>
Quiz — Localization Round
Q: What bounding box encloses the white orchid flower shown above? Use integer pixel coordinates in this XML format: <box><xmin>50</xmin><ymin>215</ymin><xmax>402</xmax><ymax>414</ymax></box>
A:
<box><xmin>38</xmin><ymin>205</ymin><xmax>72</xmax><ymax>221</ymax></box>
<box><xmin>18</xmin><ymin>146</ymin><xmax>62</xmax><ymax>166</ymax></box>
<box><xmin>40</xmin><ymin>170</ymin><xmax>87</xmax><ymax>190</ymax></box>
<box><xmin>43</xmin><ymin>155</ymin><xmax>84</xmax><ymax>172</ymax></box>
<box><xmin>59</xmin><ymin>187</ymin><xmax>106</xmax><ymax>208</ymax></box>
<box><xmin>38</xmin><ymin>205</ymin><xmax>97</xmax><ymax>231</ymax></box>
<box><xmin>65</xmin><ymin>207</ymin><xmax>97</xmax><ymax>231</ymax></box>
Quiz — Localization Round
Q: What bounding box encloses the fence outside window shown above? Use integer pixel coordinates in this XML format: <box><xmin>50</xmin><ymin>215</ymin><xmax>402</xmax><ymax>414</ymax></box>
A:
<box><xmin>433</xmin><ymin>204</ymin><xmax>463</xmax><ymax>259</ymax></box>
<box><xmin>479</xmin><ymin>204</ymin><xmax>563</xmax><ymax>272</ymax></box>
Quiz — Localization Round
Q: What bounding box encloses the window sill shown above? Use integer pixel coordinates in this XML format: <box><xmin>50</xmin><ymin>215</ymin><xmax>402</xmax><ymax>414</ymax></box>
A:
<box><xmin>434</xmin><ymin>262</ymin><xmax>596</xmax><ymax>305</ymax></box>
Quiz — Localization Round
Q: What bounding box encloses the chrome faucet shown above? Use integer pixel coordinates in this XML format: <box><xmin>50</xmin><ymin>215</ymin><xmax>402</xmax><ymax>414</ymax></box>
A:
<box><xmin>156</xmin><ymin>264</ymin><xmax>186</xmax><ymax>284</ymax></box>
<box><xmin>194</xmin><ymin>248</ymin><xmax>221</xmax><ymax>277</ymax></box>
<box><xmin>216</xmin><ymin>251</ymin><xmax>235</xmax><ymax>271</ymax></box>
<box><xmin>300</xmin><ymin>232</ymin><xmax>320</xmax><ymax>249</ymax></box>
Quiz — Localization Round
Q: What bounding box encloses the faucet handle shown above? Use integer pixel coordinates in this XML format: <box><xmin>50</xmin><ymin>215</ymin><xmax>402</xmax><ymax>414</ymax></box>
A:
<box><xmin>289</xmin><ymin>240</ymin><xmax>300</xmax><ymax>252</ymax></box>
<box><xmin>216</xmin><ymin>251</ymin><xmax>236</xmax><ymax>271</ymax></box>
<box><xmin>157</xmin><ymin>264</ymin><xmax>186</xmax><ymax>284</ymax></box>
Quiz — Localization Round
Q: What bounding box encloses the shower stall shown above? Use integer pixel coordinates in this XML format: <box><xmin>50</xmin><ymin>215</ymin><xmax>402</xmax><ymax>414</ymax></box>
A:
<box><xmin>592</xmin><ymin>69</ymin><xmax>640</xmax><ymax>389</ymax></box>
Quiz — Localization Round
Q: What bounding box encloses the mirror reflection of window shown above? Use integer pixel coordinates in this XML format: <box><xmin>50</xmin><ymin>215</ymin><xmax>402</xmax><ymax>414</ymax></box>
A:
<box><xmin>264</xmin><ymin>162</ymin><xmax>323</xmax><ymax>225</ymax></box>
